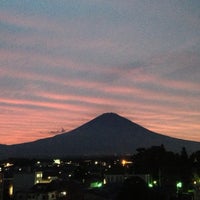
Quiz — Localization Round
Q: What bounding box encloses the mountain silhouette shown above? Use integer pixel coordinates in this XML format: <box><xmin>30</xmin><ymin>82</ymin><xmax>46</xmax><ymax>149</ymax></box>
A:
<box><xmin>1</xmin><ymin>113</ymin><xmax>200</xmax><ymax>159</ymax></box>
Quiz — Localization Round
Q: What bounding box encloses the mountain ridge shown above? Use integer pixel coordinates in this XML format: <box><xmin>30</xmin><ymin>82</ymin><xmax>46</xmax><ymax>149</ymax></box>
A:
<box><xmin>1</xmin><ymin>112</ymin><xmax>200</xmax><ymax>159</ymax></box>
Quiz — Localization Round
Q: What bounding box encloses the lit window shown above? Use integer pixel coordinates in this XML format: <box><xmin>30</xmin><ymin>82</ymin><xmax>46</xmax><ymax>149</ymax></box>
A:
<box><xmin>9</xmin><ymin>184</ymin><xmax>13</xmax><ymax>196</ymax></box>
<box><xmin>36</xmin><ymin>172</ymin><xmax>43</xmax><ymax>178</ymax></box>
<box><xmin>54</xmin><ymin>159</ymin><xmax>61</xmax><ymax>165</ymax></box>
<box><xmin>61</xmin><ymin>191</ymin><xmax>67</xmax><ymax>196</ymax></box>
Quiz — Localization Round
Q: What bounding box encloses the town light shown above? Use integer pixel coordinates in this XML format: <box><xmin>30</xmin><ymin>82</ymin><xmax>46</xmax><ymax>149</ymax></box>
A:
<box><xmin>121</xmin><ymin>159</ymin><xmax>133</xmax><ymax>166</ymax></box>
<box><xmin>148</xmin><ymin>180</ymin><xmax>157</xmax><ymax>188</ymax></box>
<box><xmin>54</xmin><ymin>159</ymin><xmax>61</xmax><ymax>165</ymax></box>
<box><xmin>176</xmin><ymin>181</ymin><xmax>182</xmax><ymax>189</ymax></box>
<box><xmin>90</xmin><ymin>181</ymin><xmax>103</xmax><ymax>188</ymax></box>
<box><xmin>121</xmin><ymin>159</ymin><xmax>126</xmax><ymax>166</ymax></box>
<box><xmin>61</xmin><ymin>191</ymin><xmax>67</xmax><ymax>196</ymax></box>
<box><xmin>148</xmin><ymin>183</ymin><xmax>153</xmax><ymax>188</ymax></box>
<box><xmin>9</xmin><ymin>184</ymin><xmax>13</xmax><ymax>196</ymax></box>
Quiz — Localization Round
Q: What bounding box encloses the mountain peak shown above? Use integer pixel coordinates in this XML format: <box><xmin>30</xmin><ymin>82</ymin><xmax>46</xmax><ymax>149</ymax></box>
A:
<box><xmin>2</xmin><ymin>112</ymin><xmax>200</xmax><ymax>159</ymax></box>
<box><xmin>100</xmin><ymin>112</ymin><xmax>120</xmax><ymax>116</ymax></box>
<box><xmin>83</xmin><ymin>112</ymin><xmax>134</xmax><ymax>129</ymax></box>
<box><xmin>96</xmin><ymin>112</ymin><xmax>123</xmax><ymax>120</ymax></box>
<box><xmin>95</xmin><ymin>112</ymin><xmax>122</xmax><ymax>119</ymax></box>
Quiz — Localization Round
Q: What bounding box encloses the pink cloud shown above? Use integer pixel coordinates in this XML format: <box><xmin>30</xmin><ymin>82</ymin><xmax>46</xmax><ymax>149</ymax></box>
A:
<box><xmin>1</xmin><ymin>5</ymin><xmax>200</xmax><ymax>145</ymax></box>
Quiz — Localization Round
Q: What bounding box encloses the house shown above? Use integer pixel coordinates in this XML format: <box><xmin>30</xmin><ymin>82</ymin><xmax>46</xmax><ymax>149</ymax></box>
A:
<box><xmin>14</xmin><ymin>179</ymin><xmax>84</xmax><ymax>200</ymax></box>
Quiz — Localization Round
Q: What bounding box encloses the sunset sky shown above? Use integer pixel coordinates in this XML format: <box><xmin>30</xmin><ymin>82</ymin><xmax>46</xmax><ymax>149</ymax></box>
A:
<box><xmin>1</xmin><ymin>0</ymin><xmax>200</xmax><ymax>145</ymax></box>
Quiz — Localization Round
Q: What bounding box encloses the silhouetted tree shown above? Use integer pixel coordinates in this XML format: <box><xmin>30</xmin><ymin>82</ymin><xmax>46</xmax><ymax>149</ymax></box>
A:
<box><xmin>179</xmin><ymin>147</ymin><xmax>191</xmax><ymax>191</ymax></box>
<box><xmin>133</xmin><ymin>145</ymin><xmax>167</xmax><ymax>178</ymax></box>
<box><xmin>132</xmin><ymin>145</ymin><xmax>194</xmax><ymax>198</ymax></box>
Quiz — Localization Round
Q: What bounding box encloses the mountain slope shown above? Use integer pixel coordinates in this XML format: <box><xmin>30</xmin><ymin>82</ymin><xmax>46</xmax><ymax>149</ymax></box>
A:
<box><xmin>2</xmin><ymin>113</ymin><xmax>200</xmax><ymax>158</ymax></box>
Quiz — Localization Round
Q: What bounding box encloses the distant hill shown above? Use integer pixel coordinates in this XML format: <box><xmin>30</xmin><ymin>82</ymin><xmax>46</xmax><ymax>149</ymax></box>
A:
<box><xmin>1</xmin><ymin>113</ymin><xmax>200</xmax><ymax>159</ymax></box>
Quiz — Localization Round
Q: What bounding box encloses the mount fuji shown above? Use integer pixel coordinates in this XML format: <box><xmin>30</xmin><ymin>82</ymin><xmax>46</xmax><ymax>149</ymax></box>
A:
<box><xmin>1</xmin><ymin>113</ymin><xmax>200</xmax><ymax>159</ymax></box>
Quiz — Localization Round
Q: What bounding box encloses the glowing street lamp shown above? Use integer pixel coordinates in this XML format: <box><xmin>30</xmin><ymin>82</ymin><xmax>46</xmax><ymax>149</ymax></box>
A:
<box><xmin>176</xmin><ymin>181</ymin><xmax>182</xmax><ymax>189</ymax></box>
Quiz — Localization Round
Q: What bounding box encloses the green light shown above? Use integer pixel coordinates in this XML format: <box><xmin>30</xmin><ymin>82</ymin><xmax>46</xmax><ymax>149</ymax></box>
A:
<box><xmin>176</xmin><ymin>182</ymin><xmax>182</xmax><ymax>188</ymax></box>
<box><xmin>148</xmin><ymin>183</ymin><xmax>153</xmax><ymax>188</ymax></box>
<box><xmin>90</xmin><ymin>181</ymin><xmax>103</xmax><ymax>188</ymax></box>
